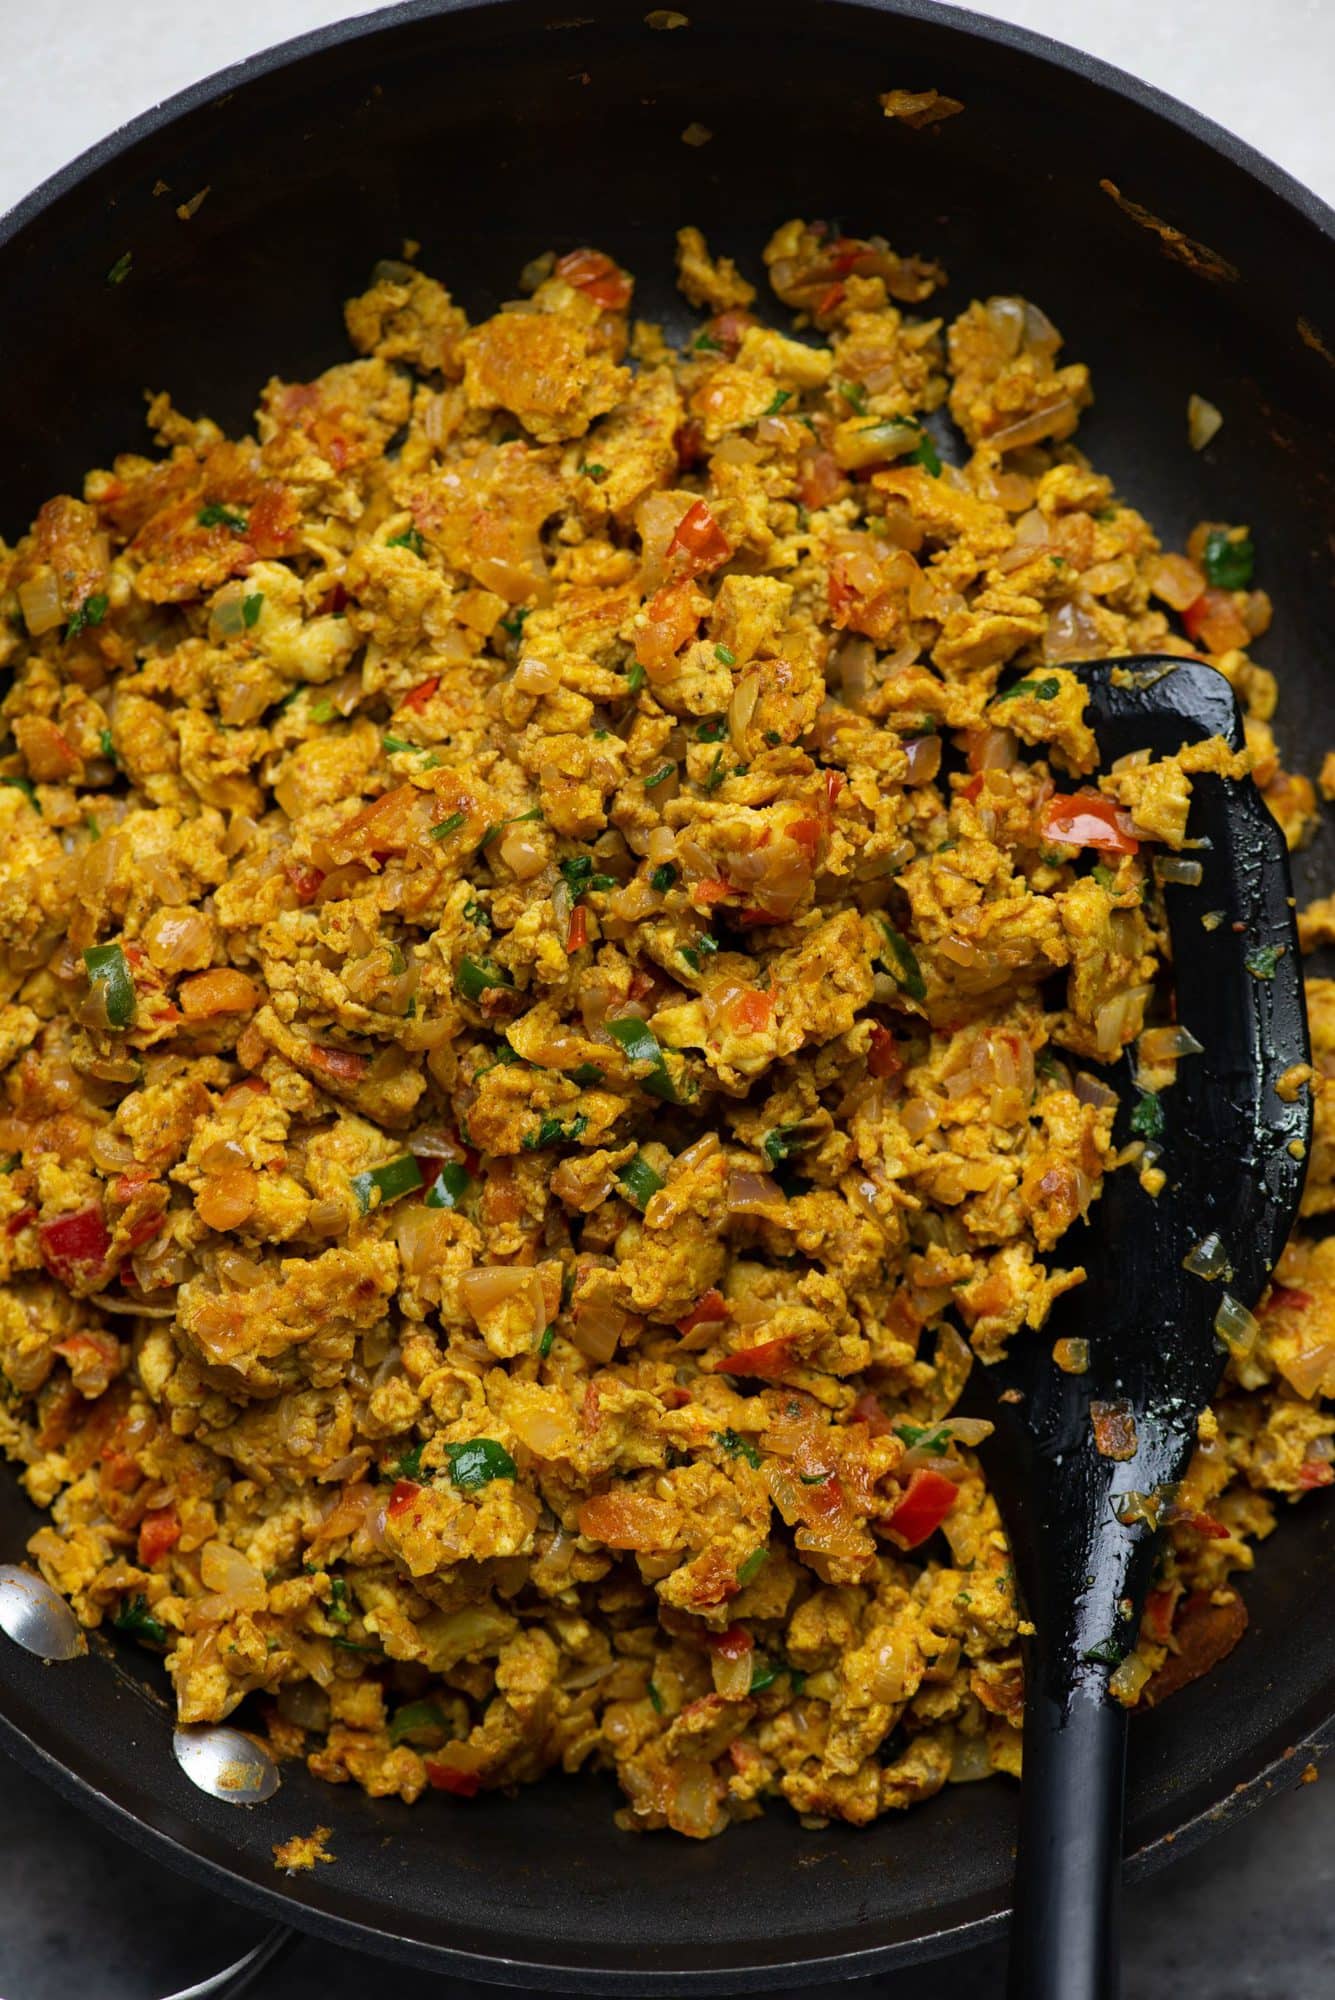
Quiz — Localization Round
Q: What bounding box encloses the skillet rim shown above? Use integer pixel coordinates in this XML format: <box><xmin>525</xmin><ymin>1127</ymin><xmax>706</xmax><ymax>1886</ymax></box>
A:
<box><xmin>0</xmin><ymin>0</ymin><xmax>1333</xmax><ymax>1986</ymax></box>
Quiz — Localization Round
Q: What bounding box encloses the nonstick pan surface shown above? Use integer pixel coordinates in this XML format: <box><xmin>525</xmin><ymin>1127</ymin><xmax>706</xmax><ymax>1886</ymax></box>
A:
<box><xmin>2</xmin><ymin>1</ymin><xmax>1335</xmax><ymax>1987</ymax></box>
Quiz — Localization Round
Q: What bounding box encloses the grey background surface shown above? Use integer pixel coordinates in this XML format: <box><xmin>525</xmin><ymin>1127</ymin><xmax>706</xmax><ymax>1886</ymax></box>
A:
<box><xmin>2</xmin><ymin>1</ymin><xmax>1334</xmax><ymax>1994</ymax></box>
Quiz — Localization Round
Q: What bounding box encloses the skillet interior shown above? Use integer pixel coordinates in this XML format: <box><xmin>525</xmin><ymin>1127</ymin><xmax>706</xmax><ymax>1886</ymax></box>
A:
<box><xmin>2</xmin><ymin>0</ymin><xmax>1335</xmax><ymax>1985</ymax></box>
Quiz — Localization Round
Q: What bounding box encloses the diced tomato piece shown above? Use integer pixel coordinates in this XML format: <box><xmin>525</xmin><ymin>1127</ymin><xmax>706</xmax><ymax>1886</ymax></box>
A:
<box><xmin>798</xmin><ymin>446</ymin><xmax>842</xmax><ymax>511</ymax></box>
<box><xmin>179</xmin><ymin>968</ymin><xmax>263</xmax><ymax>1018</ymax></box>
<box><xmin>1182</xmin><ymin>587</ymin><xmax>1250</xmax><ymax>652</ymax></box>
<box><xmin>285</xmin><ymin>860</ymin><xmax>325</xmax><ymax>905</ymax></box>
<box><xmin>305</xmin><ymin>1043</ymin><xmax>370</xmax><ymax>1083</ymax></box>
<box><xmin>566</xmin><ymin>905</ymin><xmax>588</xmax><ymax>954</ymax></box>
<box><xmin>677</xmin><ymin>1288</ymin><xmax>729</xmax><ymax>1336</ymax></box>
<box><xmin>402</xmin><ymin>675</ymin><xmax>440</xmax><ymax>712</ymax></box>
<box><xmin>1266</xmin><ymin>1285</ymin><xmax>1314</xmax><ymax>1314</ymax></box>
<box><xmin>673</xmin><ymin>418</ymin><xmax>705</xmax><ymax>470</ymax></box>
<box><xmin>124</xmin><ymin>1211</ymin><xmax>165</xmax><ymax>1251</ymax></box>
<box><xmin>424</xmin><ymin>1760</ymin><xmax>481</xmax><ymax>1798</ymax></box>
<box><xmin>387</xmin><ymin>1479</ymin><xmax>421</xmax><ymax>1518</ymax></box>
<box><xmin>850</xmin><ymin>1389</ymin><xmax>895</xmax><ymax>1438</ymax></box>
<box><xmin>1298</xmin><ymin>1457</ymin><xmax>1335</xmax><ymax>1490</ymax></box>
<box><xmin>715</xmin><ymin>1336</ymin><xmax>795</xmax><ymax>1380</ymax></box>
<box><xmin>729</xmin><ymin>988</ymin><xmax>773</xmax><ymax>1033</ymax></box>
<box><xmin>7</xmin><ymin>1206</ymin><xmax>36</xmax><ymax>1237</ymax></box>
<box><xmin>787</xmin><ymin>815</ymin><xmax>822</xmax><ymax>866</ymax></box>
<box><xmin>137</xmin><ymin>1505</ymin><xmax>181</xmax><ymax>1568</ymax></box>
<box><xmin>824</xmin><ymin>769</ymin><xmax>845</xmax><ymax>810</ymax></box>
<box><xmin>707</xmin><ymin>309</ymin><xmax>757</xmax><ymax>354</ymax></box>
<box><xmin>867</xmin><ymin>1024</ymin><xmax>903</xmax><ymax>1080</ymax></box>
<box><xmin>691</xmin><ymin>877</ymin><xmax>733</xmax><ymax>908</ymax></box>
<box><xmin>882</xmin><ymin>1467</ymin><xmax>958</xmax><ymax>1548</ymax></box>
<box><xmin>39</xmin><ymin>1206</ymin><xmax>111</xmax><ymax>1287</ymax></box>
<box><xmin>1188</xmin><ymin>1511</ymin><xmax>1230</xmax><ymax>1540</ymax></box>
<box><xmin>1042</xmin><ymin>791</ymin><xmax>1140</xmax><ymax>855</ymax></box>
<box><xmin>667</xmin><ymin>499</ymin><xmax>731</xmax><ymax>574</ymax></box>
<box><xmin>814</xmin><ymin>282</ymin><xmax>846</xmax><ymax>318</ymax></box>
<box><xmin>1143</xmin><ymin>1586</ymin><xmax>1177</xmax><ymax>1645</ymax></box>
<box><xmin>708</xmin><ymin>1624</ymin><xmax>753</xmax><ymax>1660</ymax></box>
<box><xmin>827</xmin><ymin>238</ymin><xmax>864</xmax><ymax>279</ymax></box>
<box><xmin>554</xmin><ymin>247</ymin><xmax>632</xmax><ymax>310</ymax></box>
<box><xmin>635</xmin><ymin>578</ymin><xmax>705</xmax><ymax>677</ymax></box>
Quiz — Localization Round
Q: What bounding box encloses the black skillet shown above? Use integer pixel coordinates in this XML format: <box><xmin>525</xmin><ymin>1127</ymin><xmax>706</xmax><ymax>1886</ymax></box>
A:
<box><xmin>2</xmin><ymin>1</ymin><xmax>1335</xmax><ymax>1989</ymax></box>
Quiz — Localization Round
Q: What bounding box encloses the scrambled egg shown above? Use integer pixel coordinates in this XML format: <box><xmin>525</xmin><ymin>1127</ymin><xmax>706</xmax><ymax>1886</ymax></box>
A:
<box><xmin>0</xmin><ymin>221</ymin><xmax>1321</xmax><ymax>1840</ymax></box>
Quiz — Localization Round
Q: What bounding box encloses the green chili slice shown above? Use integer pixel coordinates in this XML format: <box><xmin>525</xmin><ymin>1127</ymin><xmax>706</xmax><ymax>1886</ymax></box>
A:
<box><xmin>83</xmin><ymin>942</ymin><xmax>135</xmax><ymax>1029</ymax></box>
<box><xmin>350</xmin><ymin>1154</ymin><xmax>423</xmax><ymax>1214</ymax></box>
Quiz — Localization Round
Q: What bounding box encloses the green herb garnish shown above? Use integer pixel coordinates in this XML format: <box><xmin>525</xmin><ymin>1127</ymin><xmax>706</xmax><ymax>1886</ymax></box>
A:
<box><xmin>627</xmin><ymin>660</ymin><xmax>647</xmax><ymax>695</ymax></box>
<box><xmin>875</xmin><ymin>919</ymin><xmax>926</xmax><ymax>1003</ymax></box>
<box><xmin>835</xmin><ymin>378</ymin><xmax>868</xmax><ymax>415</ymax></box>
<box><xmin>762</xmin><ymin>1124</ymin><xmax>816</xmax><ymax>1169</ymax></box>
<box><xmin>66</xmin><ymin>593</ymin><xmax>108</xmax><ymax>640</ymax></box>
<box><xmin>538</xmin><ymin>1324</ymin><xmax>556</xmax><ymax>1358</ymax></box>
<box><xmin>431</xmin><ymin>811</ymin><xmax>466</xmax><ymax>841</ymax></box>
<box><xmin>580</xmin><ymin>462</ymin><xmax>609</xmax><ymax>481</ymax></box>
<box><xmin>713</xmin><ymin>645</ymin><xmax>735</xmax><ymax>667</ymax></box>
<box><xmin>735</xmin><ymin>1547</ymin><xmax>768</xmax><ymax>1587</ymax></box>
<box><xmin>1245</xmin><ymin>943</ymin><xmax>1284</xmax><ymax>980</ymax></box>
<box><xmin>650</xmin><ymin>863</ymin><xmax>678</xmax><ymax>893</ymax></box>
<box><xmin>996</xmin><ymin>675</ymin><xmax>1061</xmax><ymax>702</ymax></box>
<box><xmin>197</xmin><ymin>502</ymin><xmax>248</xmax><ymax>532</ymax></box>
<box><xmin>444</xmin><ymin>1437</ymin><xmax>517</xmax><ymax>1492</ymax></box>
<box><xmin>763</xmin><ymin>389</ymin><xmax>792</xmax><ymax>416</ymax></box>
<box><xmin>0</xmin><ymin>776</ymin><xmax>39</xmax><ymax>808</ymax></box>
<box><xmin>113</xmin><ymin>1595</ymin><xmax>166</xmax><ymax>1645</ymax></box>
<box><xmin>107</xmin><ymin>252</ymin><xmax>133</xmax><ymax>286</ymax></box>
<box><xmin>908</xmin><ymin>431</ymin><xmax>942</xmax><ymax>476</ymax></box>
<box><xmin>1202</xmin><ymin>530</ymin><xmax>1255</xmax><ymax>591</ymax></box>
<box><xmin>716</xmin><ymin>1428</ymin><xmax>762</xmax><ymax>1469</ymax></box>
<box><xmin>242</xmin><ymin>593</ymin><xmax>264</xmax><ymax>628</ymax></box>
<box><xmin>523</xmin><ymin>1112</ymin><xmax>589</xmax><ymax>1151</ymax></box>
<box><xmin>643</xmin><ymin>762</ymin><xmax>676</xmax><ymax>790</ymax></box>
<box><xmin>387</xmin><ymin>527</ymin><xmax>427</xmax><ymax>556</ymax></box>
<box><xmin>455</xmin><ymin>957</ymin><xmax>514</xmax><ymax>1003</ymax></box>
<box><xmin>1130</xmin><ymin>1090</ymin><xmax>1164</xmax><ymax>1140</ymax></box>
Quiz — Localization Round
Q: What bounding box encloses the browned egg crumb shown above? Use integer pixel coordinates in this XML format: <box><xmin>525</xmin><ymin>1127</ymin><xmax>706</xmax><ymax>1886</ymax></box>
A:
<box><xmin>273</xmin><ymin>1825</ymin><xmax>335</xmax><ymax>1871</ymax></box>
<box><xmin>0</xmin><ymin>217</ymin><xmax>1328</xmax><ymax>1841</ymax></box>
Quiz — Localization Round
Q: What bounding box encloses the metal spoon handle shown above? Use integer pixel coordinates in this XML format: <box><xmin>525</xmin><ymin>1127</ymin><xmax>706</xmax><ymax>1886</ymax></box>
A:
<box><xmin>1007</xmin><ymin>1680</ymin><xmax>1127</xmax><ymax>2000</ymax></box>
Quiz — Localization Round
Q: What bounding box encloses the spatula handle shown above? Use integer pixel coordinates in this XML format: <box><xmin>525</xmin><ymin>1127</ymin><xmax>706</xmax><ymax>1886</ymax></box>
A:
<box><xmin>1006</xmin><ymin>1676</ymin><xmax>1127</xmax><ymax>2000</ymax></box>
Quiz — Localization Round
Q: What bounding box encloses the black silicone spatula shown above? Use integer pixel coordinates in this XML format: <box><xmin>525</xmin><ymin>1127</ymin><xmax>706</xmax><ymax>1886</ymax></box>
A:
<box><xmin>970</xmin><ymin>658</ymin><xmax>1312</xmax><ymax>2000</ymax></box>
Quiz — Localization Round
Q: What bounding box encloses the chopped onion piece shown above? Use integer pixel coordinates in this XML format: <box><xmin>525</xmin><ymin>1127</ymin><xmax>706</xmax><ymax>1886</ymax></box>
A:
<box><xmin>727</xmin><ymin>1170</ymin><xmax>785</xmax><ymax>1213</ymax></box>
<box><xmin>1188</xmin><ymin>393</ymin><xmax>1223</xmax><ymax>451</ymax></box>
<box><xmin>1214</xmin><ymin>1292</ymin><xmax>1259</xmax><ymax>1352</ymax></box>
<box><xmin>1184</xmin><ymin>1232</ymin><xmax>1233</xmax><ymax>1281</ymax></box>
<box><xmin>1154</xmin><ymin>855</ymin><xmax>1204</xmax><ymax>887</ymax></box>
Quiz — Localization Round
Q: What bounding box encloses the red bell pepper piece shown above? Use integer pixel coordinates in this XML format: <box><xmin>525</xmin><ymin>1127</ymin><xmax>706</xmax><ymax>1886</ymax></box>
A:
<box><xmin>424</xmin><ymin>1759</ymin><xmax>481</xmax><ymax>1797</ymax></box>
<box><xmin>566</xmin><ymin>905</ymin><xmax>588</xmax><ymax>954</ymax></box>
<box><xmin>883</xmin><ymin>1467</ymin><xmax>958</xmax><ymax>1548</ymax></box>
<box><xmin>402</xmin><ymin>675</ymin><xmax>440</xmax><ymax>712</ymax></box>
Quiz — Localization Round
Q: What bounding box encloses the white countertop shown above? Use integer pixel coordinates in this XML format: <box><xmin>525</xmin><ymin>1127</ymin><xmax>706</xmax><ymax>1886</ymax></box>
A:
<box><xmin>2</xmin><ymin>0</ymin><xmax>1333</xmax><ymax>219</ymax></box>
